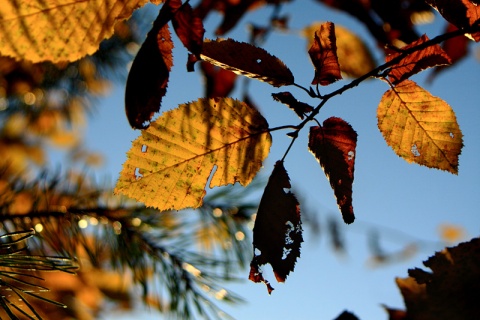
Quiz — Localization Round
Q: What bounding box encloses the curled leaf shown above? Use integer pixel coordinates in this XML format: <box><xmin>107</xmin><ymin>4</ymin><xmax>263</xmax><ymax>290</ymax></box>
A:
<box><xmin>377</xmin><ymin>80</ymin><xmax>463</xmax><ymax>174</ymax></box>
<box><xmin>386</xmin><ymin>34</ymin><xmax>451</xmax><ymax>84</ymax></box>
<box><xmin>0</xmin><ymin>0</ymin><xmax>148</xmax><ymax>63</ymax></box>
<box><xmin>200</xmin><ymin>38</ymin><xmax>294</xmax><ymax>87</ymax></box>
<box><xmin>303</xmin><ymin>23</ymin><xmax>376</xmax><ymax>78</ymax></box>
<box><xmin>272</xmin><ymin>92</ymin><xmax>313</xmax><ymax>119</ymax></box>
<box><xmin>308</xmin><ymin>117</ymin><xmax>357</xmax><ymax>224</ymax></box>
<box><xmin>308</xmin><ymin>22</ymin><xmax>342</xmax><ymax>85</ymax></box>
<box><xmin>115</xmin><ymin>98</ymin><xmax>272</xmax><ymax>210</ymax></box>
<box><xmin>250</xmin><ymin>161</ymin><xmax>302</xmax><ymax>293</ymax></box>
<box><xmin>171</xmin><ymin>0</ymin><xmax>205</xmax><ymax>57</ymax></box>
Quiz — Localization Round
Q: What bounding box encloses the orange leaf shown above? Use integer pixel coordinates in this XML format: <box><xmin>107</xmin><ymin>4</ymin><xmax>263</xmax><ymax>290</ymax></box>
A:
<box><xmin>249</xmin><ymin>161</ymin><xmax>302</xmax><ymax>293</ymax></box>
<box><xmin>377</xmin><ymin>80</ymin><xmax>463</xmax><ymax>174</ymax></box>
<box><xmin>272</xmin><ymin>92</ymin><xmax>313</xmax><ymax>119</ymax></box>
<box><xmin>200</xmin><ymin>38</ymin><xmax>294</xmax><ymax>87</ymax></box>
<box><xmin>308</xmin><ymin>22</ymin><xmax>342</xmax><ymax>86</ymax></box>
<box><xmin>125</xmin><ymin>8</ymin><xmax>174</xmax><ymax>129</ymax></box>
<box><xmin>171</xmin><ymin>0</ymin><xmax>205</xmax><ymax>57</ymax></box>
<box><xmin>386</xmin><ymin>34</ymin><xmax>451</xmax><ymax>84</ymax></box>
<box><xmin>308</xmin><ymin>117</ymin><xmax>357</xmax><ymax>224</ymax></box>
<box><xmin>426</xmin><ymin>0</ymin><xmax>480</xmax><ymax>41</ymax></box>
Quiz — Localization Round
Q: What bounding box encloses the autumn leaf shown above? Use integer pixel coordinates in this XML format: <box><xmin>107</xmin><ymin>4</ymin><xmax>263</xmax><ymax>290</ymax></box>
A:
<box><xmin>200</xmin><ymin>38</ymin><xmax>294</xmax><ymax>87</ymax></box>
<box><xmin>386</xmin><ymin>34</ymin><xmax>452</xmax><ymax>84</ymax></box>
<box><xmin>249</xmin><ymin>161</ymin><xmax>302</xmax><ymax>293</ymax></box>
<box><xmin>426</xmin><ymin>0</ymin><xmax>480</xmax><ymax>41</ymax></box>
<box><xmin>171</xmin><ymin>0</ymin><xmax>205</xmax><ymax>57</ymax></box>
<box><xmin>308</xmin><ymin>22</ymin><xmax>342</xmax><ymax>86</ymax></box>
<box><xmin>308</xmin><ymin>117</ymin><xmax>357</xmax><ymax>224</ymax></box>
<box><xmin>388</xmin><ymin>238</ymin><xmax>480</xmax><ymax>319</ymax></box>
<box><xmin>0</xmin><ymin>0</ymin><xmax>148</xmax><ymax>63</ymax></box>
<box><xmin>303</xmin><ymin>23</ymin><xmax>376</xmax><ymax>78</ymax></box>
<box><xmin>377</xmin><ymin>80</ymin><xmax>463</xmax><ymax>174</ymax></box>
<box><xmin>125</xmin><ymin>10</ymin><xmax>174</xmax><ymax>129</ymax></box>
<box><xmin>115</xmin><ymin>98</ymin><xmax>271</xmax><ymax>210</ymax></box>
<box><xmin>272</xmin><ymin>92</ymin><xmax>313</xmax><ymax>119</ymax></box>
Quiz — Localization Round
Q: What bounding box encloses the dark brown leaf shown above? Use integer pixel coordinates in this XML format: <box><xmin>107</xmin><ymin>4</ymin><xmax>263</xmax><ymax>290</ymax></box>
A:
<box><xmin>308</xmin><ymin>22</ymin><xmax>342</xmax><ymax>86</ymax></box>
<box><xmin>391</xmin><ymin>238</ymin><xmax>480</xmax><ymax>319</ymax></box>
<box><xmin>249</xmin><ymin>161</ymin><xmax>302</xmax><ymax>293</ymax></box>
<box><xmin>125</xmin><ymin>7</ymin><xmax>174</xmax><ymax>129</ymax></box>
<box><xmin>334</xmin><ymin>310</ymin><xmax>360</xmax><ymax>320</ymax></box>
<box><xmin>308</xmin><ymin>117</ymin><xmax>357</xmax><ymax>224</ymax></box>
<box><xmin>171</xmin><ymin>0</ymin><xmax>205</xmax><ymax>57</ymax></box>
<box><xmin>426</xmin><ymin>0</ymin><xmax>480</xmax><ymax>41</ymax></box>
<box><xmin>272</xmin><ymin>92</ymin><xmax>313</xmax><ymax>119</ymax></box>
<box><xmin>386</xmin><ymin>34</ymin><xmax>451</xmax><ymax>84</ymax></box>
<box><xmin>201</xmin><ymin>38</ymin><xmax>294</xmax><ymax>87</ymax></box>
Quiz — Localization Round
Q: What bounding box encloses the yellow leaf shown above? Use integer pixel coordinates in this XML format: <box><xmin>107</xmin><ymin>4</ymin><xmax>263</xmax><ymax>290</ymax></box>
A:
<box><xmin>0</xmin><ymin>0</ymin><xmax>148</xmax><ymax>63</ymax></box>
<box><xmin>115</xmin><ymin>98</ymin><xmax>271</xmax><ymax>210</ymax></box>
<box><xmin>377</xmin><ymin>80</ymin><xmax>463</xmax><ymax>174</ymax></box>
<box><xmin>438</xmin><ymin>224</ymin><xmax>465</xmax><ymax>242</ymax></box>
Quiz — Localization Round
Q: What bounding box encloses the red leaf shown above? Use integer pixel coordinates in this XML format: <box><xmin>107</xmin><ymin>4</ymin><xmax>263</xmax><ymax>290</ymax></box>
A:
<box><xmin>200</xmin><ymin>61</ymin><xmax>237</xmax><ymax>97</ymax></box>
<box><xmin>386</xmin><ymin>34</ymin><xmax>451</xmax><ymax>84</ymax></box>
<box><xmin>171</xmin><ymin>0</ymin><xmax>205</xmax><ymax>57</ymax></box>
<box><xmin>125</xmin><ymin>8</ymin><xmax>174</xmax><ymax>129</ymax></box>
<box><xmin>426</xmin><ymin>0</ymin><xmax>480</xmax><ymax>41</ymax></box>
<box><xmin>308</xmin><ymin>22</ymin><xmax>342</xmax><ymax>86</ymax></box>
<box><xmin>272</xmin><ymin>92</ymin><xmax>313</xmax><ymax>119</ymax></box>
<box><xmin>308</xmin><ymin>117</ymin><xmax>357</xmax><ymax>224</ymax></box>
<box><xmin>249</xmin><ymin>161</ymin><xmax>303</xmax><ymax>293</ymax></box>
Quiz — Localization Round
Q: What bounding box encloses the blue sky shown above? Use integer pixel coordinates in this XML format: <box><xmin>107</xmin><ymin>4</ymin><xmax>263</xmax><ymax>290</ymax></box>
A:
<box><xmin>82</xmin><ymin>1</ymin><xmax>480</xmax><ymax>319</ymax></box>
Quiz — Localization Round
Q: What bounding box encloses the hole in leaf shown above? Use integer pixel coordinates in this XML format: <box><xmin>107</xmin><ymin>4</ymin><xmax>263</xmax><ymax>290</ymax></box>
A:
<box><xmin>134</xmin><ymin>168</ymin><xmax>143</xmax><ymax>180</ymax></box>
<box><xmin>141</xmin><ymin>145</ymin><xmax>147</xmax><ymax>153</ymax></box>
<box><xmin>255</xmin><ymin>248</ymin><xmax>262</xmax><ymax>256</ymax></box>
<box><xmin>450</xmin><ymin>132</ymin><xmax>455</xmax><ymax>138</ymax></box>
<box><xmin>285</xmin><ymin>221</ymin><xmax>294</xmax><ymax>245</ymax></box>
<box><xmin>256</xmin><ymin>58</ymin><xmax>262</xmax><ymax>64</ymax></box>
<box><xmin>347</xmin><ymin>150</ymin><xmax>355</xmax><ymax>160</ymax></box>
<box><xmin>283</xmin><ymin>187</ymin><xmax>290</xmax><ymax>193</ymax></box>
<box><xmin>411</xmin><ymin>144</ymin><xmax>421</xmax><ymax>157</ymax></box>
<box><xmin>282</xmin><ymin>247</ymin><xmax>292</xmax><ymax>260</ymax></box>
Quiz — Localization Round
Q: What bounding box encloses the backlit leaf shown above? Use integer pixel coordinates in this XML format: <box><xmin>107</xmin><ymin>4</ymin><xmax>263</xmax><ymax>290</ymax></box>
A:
<box><xmin>308</xmin><ymin>117</ymin><xmax>357</xmax><ymax>224</ymax></box>
<box><xmin>115</xmin><ymin>98</ymin><xmax>272</xmax><ymax>210</ymax></box>
<box><xmin>390</xmin><ymin>238</ymin><xmax>480</xmax><ymax>319</ymax></box>
<box><xmin>125</xmin><ymin>12</ymin><xmax>174</xmax><ymax>129</ymax></box>
<box><xmin>386</xmin><ymin>34</ymin><xmax>451</xmax><ymax>84</ymax></box>
<box><xmin>171</xmin><ymin>0</ymin><xmax>205</xmax><ymax>57</ymax></box>
<box><xmin>0</xmin><ymin>0</ymin><xmax>148</xmax><ymax>63</ymax></box>
<box><xmin>377</xmin><ymin>80</ymin><xmax>463</xmax><ymax>174</ymax></box>
<box><xmin>200</xmin><ymin>38</ymin><xmax>294</xmax><ymax>87</ymax></box>
<box><xmin>308</xmin><ymin>22</ymin><xmax>342</xmax><ymax>86</ymax></box>
<box><xmin>249</xmin><ymin>161</ymin><xmax>302</xmax><ymax>293</ymax></box>
<box><xmin>426</xmin><ymin>0</ymin><xmax>480</xmax><ymax>41</ymax></box>
<box><xmin>303</xmin><ymin>23</ymin><xmax>376</xmax><ymax>78</ymax></box>
<box><xmin>271</xmin><ymin>92</ymin><xmax>313</xmax><ymax>119</ymax></box>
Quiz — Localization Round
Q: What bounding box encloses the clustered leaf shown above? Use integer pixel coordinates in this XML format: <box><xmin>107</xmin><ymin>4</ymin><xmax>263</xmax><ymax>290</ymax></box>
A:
<box><xmin>200</xmin><ymin>38</ymin><xmax>295</xmax><ymax>87</ymax></box>
<box><xmin>377</xmin><ymin>80</ymin><xmax>463</xmax><ymax>174</ymax></box>
<box><xmin>115</xmin><ymin>98</ymin><xmax>272</xmax><ymax>211</ymax></box>
<box><xmin>249</xmin><ymin>161</ymin><xmax>303</xmax><ymax>294</ymax></box>
<box><xmin>308</xmin><ymin>22</ymin><xmax>343</xmax><ymax>85</ymax></box>
<box><xmin>308</xmin><ymin>117</ymin><xmax>358</xmax><ymax>224</ymax></box>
